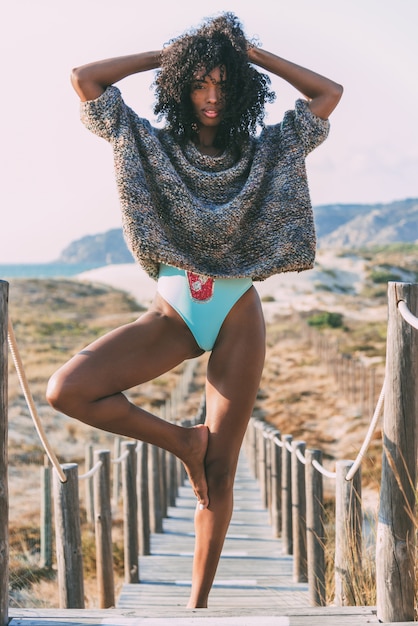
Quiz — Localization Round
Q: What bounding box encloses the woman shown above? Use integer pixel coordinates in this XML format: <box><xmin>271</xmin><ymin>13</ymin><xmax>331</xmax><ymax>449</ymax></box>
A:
<box><xmin>47</xmin><ymin>13</ymin><xmax>342</xmax><ymax>608</ymax></box>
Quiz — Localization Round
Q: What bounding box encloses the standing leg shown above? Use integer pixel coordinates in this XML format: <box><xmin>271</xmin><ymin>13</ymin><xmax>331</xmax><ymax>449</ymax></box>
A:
<box><xmin>187</xmin><ymin>286</ymin><xmax>266</xmax><ymax>608</ymax></box>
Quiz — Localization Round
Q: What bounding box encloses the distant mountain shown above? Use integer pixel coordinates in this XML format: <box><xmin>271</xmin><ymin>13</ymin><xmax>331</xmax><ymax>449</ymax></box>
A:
<box><xmin>314</xmin><ymin>198</ymin><xmax>418</xmax><ymax>248</ymax></box>
<box><xmin>57</xmin><ymin>229</ymin><xmax>133</xmax><ymax>265</ymax></box>
<box><xmin>57</xmin><ymin>198</ymin><xmax>418</xmax><ymax>264</ymax></box>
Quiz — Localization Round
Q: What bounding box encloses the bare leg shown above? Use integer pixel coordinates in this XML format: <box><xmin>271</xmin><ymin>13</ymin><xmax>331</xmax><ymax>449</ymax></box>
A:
<box><xmin>46</xmin><ymin>295</ymin><xmax>210</xmax><ymax>507</ymax></box>
<box><xmin>186</xmin><ymin>286</ymin><xmax>266</xmax><ymax>608</ymax></box>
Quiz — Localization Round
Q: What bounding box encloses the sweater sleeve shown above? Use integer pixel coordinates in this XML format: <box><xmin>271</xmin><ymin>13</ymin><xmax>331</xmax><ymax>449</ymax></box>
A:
<box><xmin>282</xmin><ymin>99</ymin><xmax>330</xmax><ymax>156</ymax></box>
<box><xmin>80</xmin><ymin>85</ymin><xmax>134</xmax><ymax>142</ymax></box>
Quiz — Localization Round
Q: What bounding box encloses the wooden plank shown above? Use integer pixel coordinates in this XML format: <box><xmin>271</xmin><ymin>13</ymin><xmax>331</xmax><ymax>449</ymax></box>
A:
<box><xmin>9</xmin><ymin>605</ymin><xmax>396</xmax><ymax>625</ymax></box>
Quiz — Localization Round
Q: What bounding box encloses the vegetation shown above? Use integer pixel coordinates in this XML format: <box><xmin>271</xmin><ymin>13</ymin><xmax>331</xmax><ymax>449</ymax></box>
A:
<box><xmin>307</xmin><ymin>311</ymin><xmax>344</xmax><ymax>329</ymax></box>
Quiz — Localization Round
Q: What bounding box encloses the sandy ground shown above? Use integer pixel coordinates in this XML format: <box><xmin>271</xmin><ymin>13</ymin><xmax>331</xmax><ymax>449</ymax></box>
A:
<box><xmin>76</xmin><ymin>250</ymin><xmax>376</xmax><ymax>319</ymax></box>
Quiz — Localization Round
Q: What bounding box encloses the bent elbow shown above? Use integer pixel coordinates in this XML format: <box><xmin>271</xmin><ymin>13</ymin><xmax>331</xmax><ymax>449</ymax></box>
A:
<box><xmin>333</xmin><ymin>82</ymin><xmax>344</xmax><ymax>103</ymax></box>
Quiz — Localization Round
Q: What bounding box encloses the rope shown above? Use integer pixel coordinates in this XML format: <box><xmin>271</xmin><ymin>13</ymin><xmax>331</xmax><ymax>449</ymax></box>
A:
<box><xmin>398</xmin><ymin>299</ymin><xmax>418</xmax><ymax>330</ymax></box>
<box><xmin>312</xmin><ymin>459</ymin><xmax>337</xmax><ymax>479</ymax></box>
<box><xmin>112</xmin><ymin>449</ymin><xmax>130</xmax><ymax>464</ymax></box>
<box><xmin>295</xmin><ymin>447</ymin><xmax>307</xmax><ymax>465</ymax></box>
<box><xmin>7</xmin><ymin>319</ymin><xmax>67</xmax><ymax>483</ymax></box>
<box><xmin>262</xmin><ymin>373</ymin><xmax>386</xmax><ymax>482</ymax></box>
<box><xmin>285</xmin><ymin>440</ymin><xmax>293</xmax><ymax>453</ymax></box>
<box><xmin>79</xmin><ymin>460</ymin><xmax>103</xmax><ymax>480</ymax></box>
<box><xmin>345</xmin><ymin>377</ymin><xmax>385</xmax><ymax>481</ymax></box>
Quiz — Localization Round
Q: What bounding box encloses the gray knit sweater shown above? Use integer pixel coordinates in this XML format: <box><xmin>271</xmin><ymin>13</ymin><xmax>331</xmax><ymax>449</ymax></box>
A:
<box><xmin>81</xmin><ymin>86</ymin><xmax>329</xmax><ymax>280</ymax></box>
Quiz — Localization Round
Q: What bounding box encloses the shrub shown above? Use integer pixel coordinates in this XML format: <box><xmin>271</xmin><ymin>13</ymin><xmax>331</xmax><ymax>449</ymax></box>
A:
<box><xmin>307</xmin><ymin>311</ymin><xmax>344</xmax><ymax>329</ymax></box>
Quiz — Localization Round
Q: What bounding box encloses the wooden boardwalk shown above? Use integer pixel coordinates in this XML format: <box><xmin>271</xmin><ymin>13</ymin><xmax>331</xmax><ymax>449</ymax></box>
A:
<box><xmin>9</xmin><ymin>451</ymin><xmax>411</xmax><ymax>625</ymax></box>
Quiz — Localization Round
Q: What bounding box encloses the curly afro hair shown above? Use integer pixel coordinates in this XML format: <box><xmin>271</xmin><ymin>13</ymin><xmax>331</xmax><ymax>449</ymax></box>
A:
<box><xmin>153</xmin><ymin>13</ymin><xmax>275</xmax><ymax>147</ymax></box>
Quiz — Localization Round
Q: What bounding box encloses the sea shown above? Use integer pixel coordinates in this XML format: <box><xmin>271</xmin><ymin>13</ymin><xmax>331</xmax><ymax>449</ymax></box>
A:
<box><xmin>0</xmin><ymin>263</ymin><xmax>103</xmax><ymax>280</ymax></box>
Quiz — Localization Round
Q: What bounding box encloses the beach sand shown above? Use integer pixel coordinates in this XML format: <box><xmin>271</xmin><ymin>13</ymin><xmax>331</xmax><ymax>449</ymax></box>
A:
<box><xmin>76</xmin><ymin>251</ymin><xmax>380</xmax><ymax>324</ymax></box>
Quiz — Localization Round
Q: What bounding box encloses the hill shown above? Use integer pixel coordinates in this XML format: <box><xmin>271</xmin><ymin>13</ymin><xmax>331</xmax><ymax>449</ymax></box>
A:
<box><xmin>315</xmin><ymin>198</ymin><xmax>418</xmax><ymax>248</ymax></box>
<box><xmin>57</xmin><ymin>198</ymin><xmax>418</xmax><ymax>265</ymax></box>
<box><xmin>57</xmin><ymin>228</ymin><xmax>132</xmax><ymax>265</ymax></box>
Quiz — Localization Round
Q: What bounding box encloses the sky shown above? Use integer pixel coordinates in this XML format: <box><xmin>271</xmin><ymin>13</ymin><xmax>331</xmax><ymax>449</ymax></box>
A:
<box><xmin>1</xmin><ymin>0</ymin><xmax>417</xmax><ymax>263</ymax></box>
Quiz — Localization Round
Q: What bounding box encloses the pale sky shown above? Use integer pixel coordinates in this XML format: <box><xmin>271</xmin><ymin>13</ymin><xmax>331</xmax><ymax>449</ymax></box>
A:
<box><xmin>2</xmin><ymin>0</ymin><xmax>417</xmax><ymax>263</ymax></box>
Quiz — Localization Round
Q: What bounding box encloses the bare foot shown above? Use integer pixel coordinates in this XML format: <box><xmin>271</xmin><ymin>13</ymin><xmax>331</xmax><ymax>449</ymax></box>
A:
<box><xmin>181</xmin><ymin>424</ymin><xmax>209</xmax><ymax>509</ymax></box>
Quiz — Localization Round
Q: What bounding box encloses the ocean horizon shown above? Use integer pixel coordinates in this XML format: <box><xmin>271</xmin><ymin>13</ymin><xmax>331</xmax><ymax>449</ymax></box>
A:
<box><xmin>0</xmin><ymin>262</ymin><xmax>107</xmax><ymax>280</ymax></box>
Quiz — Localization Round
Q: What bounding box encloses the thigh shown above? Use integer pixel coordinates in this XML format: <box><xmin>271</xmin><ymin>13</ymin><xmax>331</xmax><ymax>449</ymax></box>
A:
<box><xmin>205</xmin><ymin>286</ymin><xmax>266</xmax><ymax>463</ymax></box>
<box><xmin>54</xmin><ymin>294</ymin><xmax>204</xmax><ymax>400</ymax></box>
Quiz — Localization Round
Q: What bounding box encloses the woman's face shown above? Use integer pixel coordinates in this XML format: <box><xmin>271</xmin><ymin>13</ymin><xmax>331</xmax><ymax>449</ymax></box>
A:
<box><xmin>190</xmin><ymin>65</ymin><xmax>226</xmax><ymax>129</ymax></box>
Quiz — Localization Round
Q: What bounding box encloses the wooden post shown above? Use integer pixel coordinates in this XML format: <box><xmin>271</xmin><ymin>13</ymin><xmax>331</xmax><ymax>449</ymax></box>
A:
<box><xmin>112</xmin><ymin>436</ymin><xmax>122</xmax><ymax>508</ymax></box>
<box><xmin>137</xmin><ymin>442</ymin><xmax>151</xmax><ymax>556</ymax></box>
<box><xmin>149</xmin><ymin>444</ymin><xmax>163</xmax><ymax>533</ymax></box>
<box><xmin>40</xmin><ymin>458</ymin><xmax>52</xmax><ymax>568</ymax></box>
<box><xmin>334</xmin><ymin>460</ymin><xmax>362</xmax><ymax>606</ymax></box>
<box><xmin>292</xmin><ymin>441</ymin><xmax>307</xmax><ymax>583</ymax></box>
<box><xmin>122</xmin><ymin>441</ymin><xmax>139</xmax><ymax>583</ymax></box>
<box><xmin>305</xmin><ymin>449</ymin><xmax>326</xmax><ymax>606</ymax></box>
<box><xmin>0</xmin><ymin>280</ymin><xmax>9</xmax><ymax>626</ymax></box>
<box><xmin>159</xmin><ymin>447</ymin><xmax>168</xmax><ymax>518</ymax></box>
<box><xmin>270</xmin><ymin>429</ymin><xmax>282</xmax><ymax>538</ymax></box>
<box><xmin>281</xmin><ymin>434</ymin><xmax>293</xmax><ymax>555</ymax></box>
<box><xmin>250</xmin><ymin>419</ymin><xmax>258</xmax><ymax>478</ymax></box>
<box><xmin>167</xmin><ymin>451</ymin><xmax>178</xmax><ymax>508</ymax></box>
<box><xmin>257</xmin><ymin>423</ymin><xmax>267</xmax><ymax>508</ymax></box>
<box><xmin>264</xmin><ymin>427</ymin><xmax>272</xmax><ymax>517</ymax></box>
<box><xmin>376</xmin><ymin>282</ymin><xmax>418</xmax><ymax>623</ymax></box>
<box><xmin>53</xmin><ymin>463</ymin><xmax>85</xmax><ymax>608</ymax></box>
<box><xmin>94</xmin><ymin>449</ymin><xmax>115</xmax><ymax>608</ymax></box>
<box><xmin>85</xmin><ymin>443</ymin><xmax>94</xmax><ymax>525</ymax></box>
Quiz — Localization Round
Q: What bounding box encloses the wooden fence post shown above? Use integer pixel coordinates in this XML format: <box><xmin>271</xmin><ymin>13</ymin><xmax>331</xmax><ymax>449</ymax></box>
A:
<box><xmin>137</xmin><ymin>442</ymin><xmax>151</xmax><ymax>556</ymax></box>
<box><xmin>159</xmin><ymin>447</ymin><xmax>168</xmax><ymax>519</ymax></box>
<box><xmin>305</xmin><ymin>449</ymin><xmax>326</xmax><ymax>606</ymax></box>
<box><xmin>85</xmin><ymin>444</ymin><xmax>94</xmax><ymax>525</ymax></box>
<box><xmin>270</xmin><ymin>429</ymin><xmax>282</xmax><ymax>538</ymax></box>
<box><xmin>281</xmin><ymin>434</ymin><xmax>293</xmax><ymax>555</ymax></box>
<box><xmin>53</xmin><ymin>463</ymin><xmax>85</xmax><ymax>608</ymax></box>
<box><xmin>167</xmin><ymin>451</ymin><xmax>178</xmax><ymax>508</ymax></box>
<box><xmin>94</xmin><ymin>449</ymin><xmax>115</xmax><ymax>608</ymax></box>
<box><xmin>122</xmin><ymin>441</ymin><xmax>139</xmax><ymax>583</ymax></box>
<box><xmin>376</xmin><ymin>282</ymin><xmax>418</xmax><ymax>623</ymax></box>
<box><xmin>40</xmin><ymin>458</ymin><xmax>52</xmax><ymax>568</ymax></box>
<box><xmin>112</xmin><ymin>436</ymin><xmax>122</xmax><ymax>508</ymax></box>
<box><xmin>149</xmin><ymin>444</ymin><xmax>163</xmax><ymax>533</ymax></box>
<box><xmin>334</xmin><ymin>460</ymin><xmax>362</xmax><ymax>606</ymax></box>
<box><xmin>257</xmin><ymin>423</ymin><xmax>267</xmax><ymax>508</ymax></box>
<box><xmin>0</xmin><ymin>280</ymin><xmax>9</xmax><ymax>626</ymax></box>
<box><xmin>292</xmin><ymin>441</ymin><xmax>307</xmax><ymax>583</ymax></box>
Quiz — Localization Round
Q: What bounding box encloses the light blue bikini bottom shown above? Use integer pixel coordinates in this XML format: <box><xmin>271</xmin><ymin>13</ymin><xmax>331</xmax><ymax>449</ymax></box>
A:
<box><xmin>157</xmin><ymin>264</ymin><xmax>253</xmax><ymax>351</ymax></box>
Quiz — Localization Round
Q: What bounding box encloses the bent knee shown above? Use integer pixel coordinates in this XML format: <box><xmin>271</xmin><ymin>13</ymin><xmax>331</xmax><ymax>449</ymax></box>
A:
<box><xmin>46</xmin><ymin>370</ymin><xmax>80</xmax><ymax>416</ymax></box>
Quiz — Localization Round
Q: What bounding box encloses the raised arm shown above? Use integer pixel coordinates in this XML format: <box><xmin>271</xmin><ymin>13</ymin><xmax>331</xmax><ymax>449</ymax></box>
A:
<box><xmin>247</xmin><ymin>47</ymin><xmax>343</xmax><ymax>120</ymax></box>
<box><xmin>71</xmin><ymin>51</ymin><xmax>162</xmax><ymax>102</ymax></box>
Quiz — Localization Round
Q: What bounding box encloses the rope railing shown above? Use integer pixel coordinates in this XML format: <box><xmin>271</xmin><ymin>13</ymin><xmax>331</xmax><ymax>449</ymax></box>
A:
<box><xmin>397</xmin><ymin>298</ymin><xmax>418</xmax><ymax>330</ymax></box>
<box><xmin>112</xmin><ymin>449</ymin><xmax>130</xmax><ymax>465</ymax></box>
<box><xmin>78</xmin><ymin>459</ymin><xmax>103</xmax><ymax>481</ymax></box>
<box><xmin>345</xmin><ymin>377</ymin><xmax>385</xmax><ymax>481</ymax></box>
<box><xmin>272</xmin><ymin>373</ymin><xmax>385</xmax><ymax>483</ymax></box>
<box><xmin>7</xmin><ymin>319</ymin><xmax>67</xmax><ymax>483</ymax></box>
<box><xmin>312</xmin><ymin>459</ymin><xmax>336</xmax><ymax>479</ymax></box>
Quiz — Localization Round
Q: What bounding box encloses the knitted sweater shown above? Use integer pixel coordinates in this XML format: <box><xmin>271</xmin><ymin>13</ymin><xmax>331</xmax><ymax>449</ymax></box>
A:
<box><xmin>81</xmin><ymin>85</ymin><xmax>330</xmax><ymax>280</ymax></box>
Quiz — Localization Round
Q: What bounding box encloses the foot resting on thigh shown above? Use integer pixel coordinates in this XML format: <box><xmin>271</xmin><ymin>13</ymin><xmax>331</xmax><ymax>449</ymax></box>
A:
<box><xmin>182</xmin><ymin>424</ymin><xmax>210</xmax><ymax>509</ymax></box>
